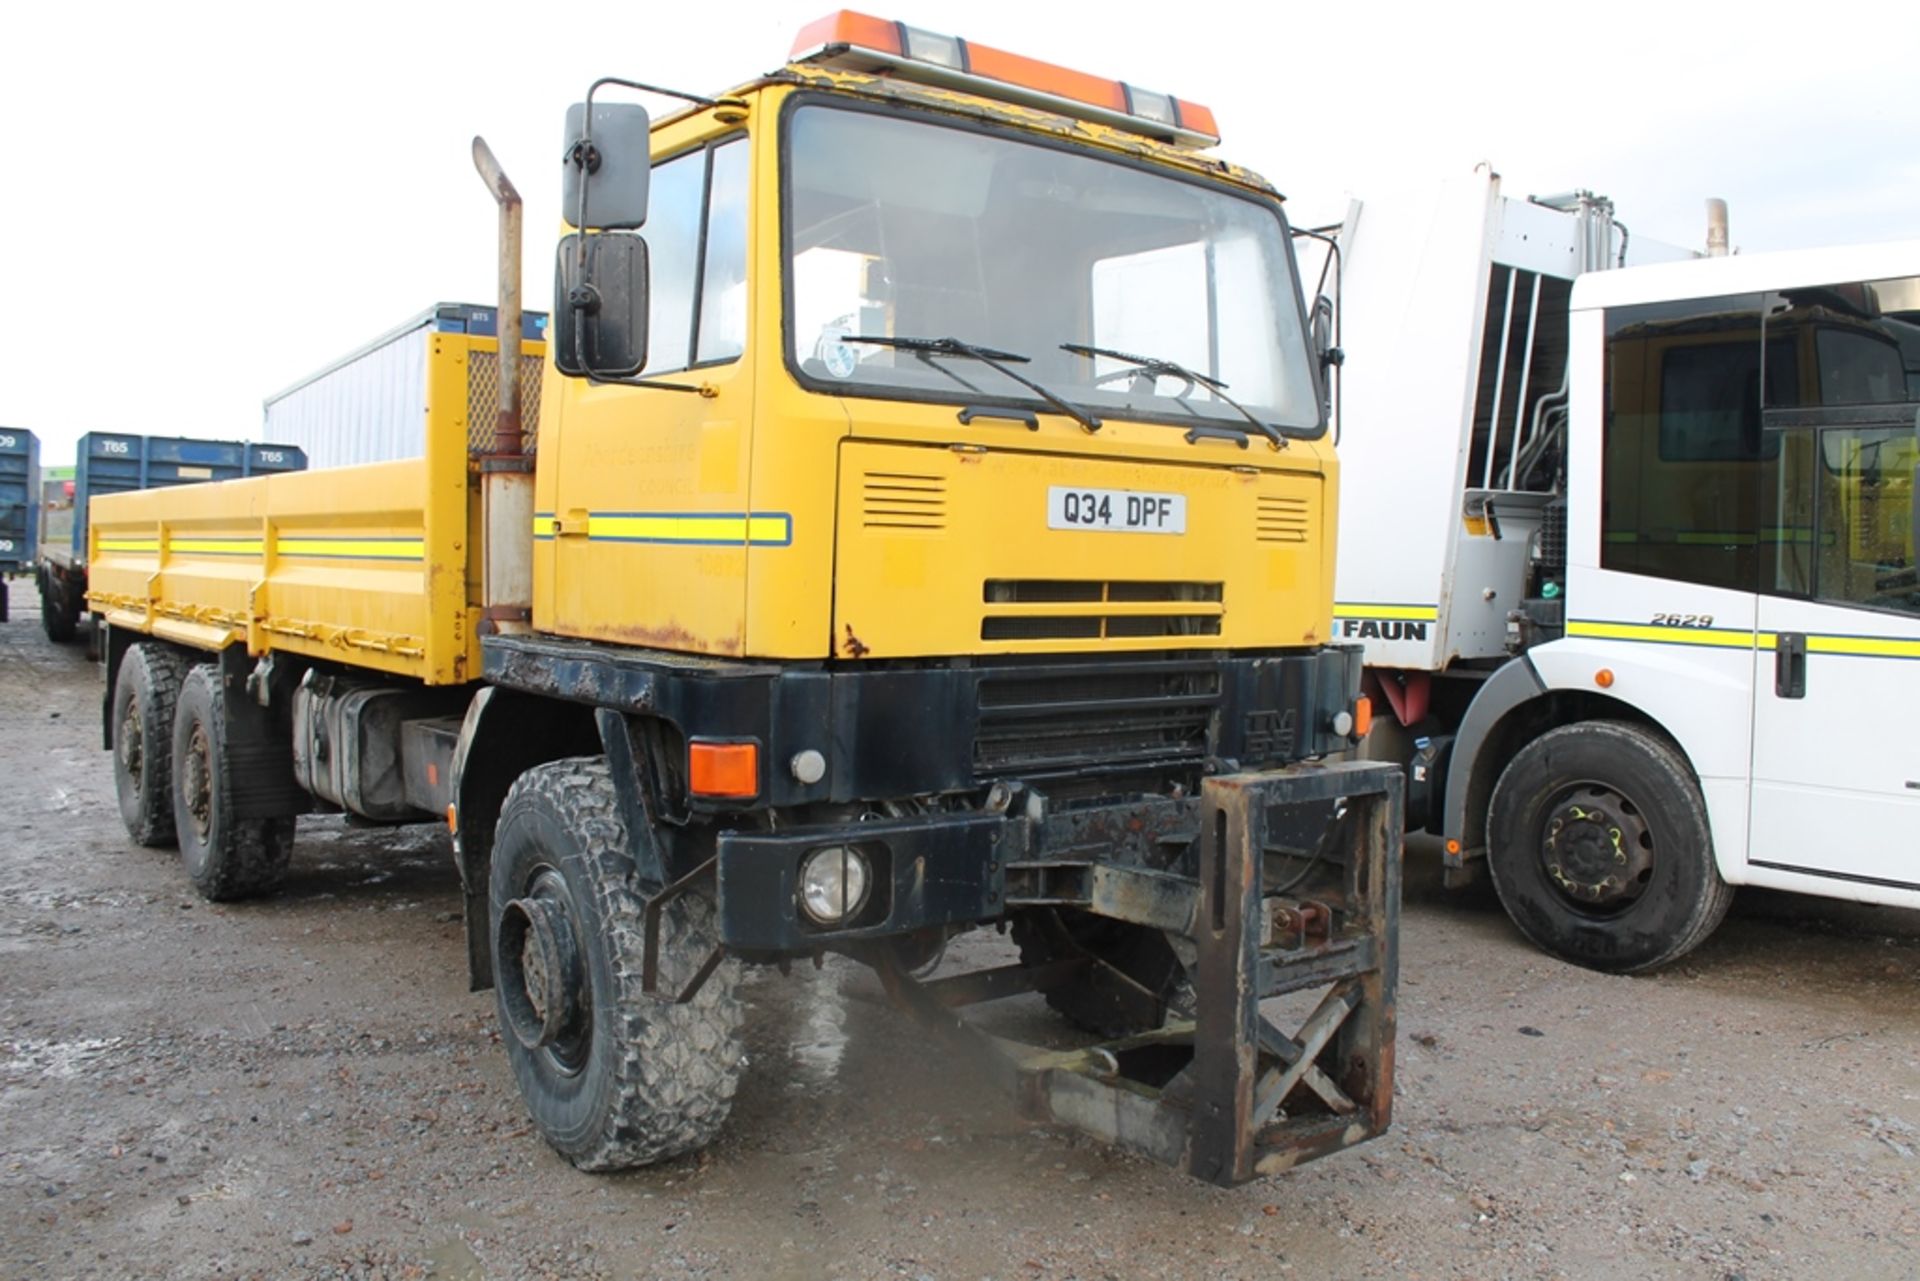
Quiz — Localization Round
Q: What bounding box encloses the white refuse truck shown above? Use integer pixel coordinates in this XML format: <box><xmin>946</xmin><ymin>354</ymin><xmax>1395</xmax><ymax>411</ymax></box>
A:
<box><xmin>1308</xmin><ymin>167</ymin><xmax>1920</xmax><ymax>971</ymax></box>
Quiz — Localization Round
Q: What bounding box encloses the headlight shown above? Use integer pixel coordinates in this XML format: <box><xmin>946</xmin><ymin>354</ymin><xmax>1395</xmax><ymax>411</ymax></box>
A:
<box><xmin>798</xmin><ymin>845</ymin><xmax>872</xmax><ymax>925</ymax></box>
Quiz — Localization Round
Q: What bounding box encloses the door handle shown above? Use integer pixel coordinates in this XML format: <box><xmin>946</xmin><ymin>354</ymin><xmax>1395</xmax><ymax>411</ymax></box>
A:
<box><xmin>957</xmin><ymin>405</ymin><xmax>1039</xmax><ymax>430</ymax></box>
<box><xmin>1774</xmin><ymin>632</ymin><xmax>1806</xmax><ymax>699</ymax></box>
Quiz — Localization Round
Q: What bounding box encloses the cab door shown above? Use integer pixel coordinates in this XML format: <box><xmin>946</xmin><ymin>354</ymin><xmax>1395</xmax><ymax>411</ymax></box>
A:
<box><xmin>545</xmin><ymin>128</ymin><xmax>757</xmax><ymax>655</ymax></box>
<box><xmin>1748</xmin><ymin>297</ymin><xmax>1920</xmax><ymax>889</ymax></box>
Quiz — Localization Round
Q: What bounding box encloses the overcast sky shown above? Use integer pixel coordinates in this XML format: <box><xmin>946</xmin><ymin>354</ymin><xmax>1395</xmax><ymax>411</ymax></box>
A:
<box><xmin>2</xmin><ymin>0</ymin><xmax>1914</xmax><ymax>464</ymax></box>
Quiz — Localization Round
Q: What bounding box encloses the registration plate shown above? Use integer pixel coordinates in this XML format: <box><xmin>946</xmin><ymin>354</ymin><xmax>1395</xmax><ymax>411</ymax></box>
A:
<box><xmin>1047</xmin><ymin>486</ymin><xmax>1186</xmax><ymax>534</ymax></box>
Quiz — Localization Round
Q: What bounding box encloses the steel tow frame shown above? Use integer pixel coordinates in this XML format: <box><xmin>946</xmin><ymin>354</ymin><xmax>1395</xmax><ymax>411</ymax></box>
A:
<box><xmin>875</xmin><ymin>760</ymin><xmax>1402</xmax><ymax>1186</ymax></box>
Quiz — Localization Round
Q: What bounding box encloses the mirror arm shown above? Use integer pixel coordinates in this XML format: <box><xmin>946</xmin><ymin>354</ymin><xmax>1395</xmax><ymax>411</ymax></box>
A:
<box><xmin>1294</xmin><ymin>224</ymin><xmax>1344</xmax><ymax>446</ymax></box>
<box><xmin>560</xmin><ymin>86</ymin><xmax>668</xmax><ymax>379</ymax></box>
<box><xmin>568</xmin><ymin>282</ymin><xmax>597</xmax><ymax>374</ymax></box>
<box><xmin>570</xmin><ymin>77</ymin><xmax>740</xmax><ymax>227</ymax></box>
<box><xmin>584</xmin><ymin>374</ymin><xmax>713</xmax><ymax>396</ymax></box>
<box><xmin>568</xmin><ymin>77</ymin><xmax>741</xmax><ymax>213</ymax></box>
<box><xmin>586</xmin><ymin>76</ymin><xmax>729</xmax><ymax>110</ymax></box>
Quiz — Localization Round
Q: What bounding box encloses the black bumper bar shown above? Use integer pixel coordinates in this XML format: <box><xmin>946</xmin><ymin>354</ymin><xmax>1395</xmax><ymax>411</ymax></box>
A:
<box><xmin>483</xmin><ymin>635</ymin><xmax>1363</xmax><ymax>816</ymax></box>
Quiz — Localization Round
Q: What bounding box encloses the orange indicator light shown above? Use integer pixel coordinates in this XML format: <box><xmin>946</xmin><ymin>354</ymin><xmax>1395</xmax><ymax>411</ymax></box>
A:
<box><xmin>690</xmin><ymin>741</ymin><xmax>760</xmax><ymax>798</ymax></box>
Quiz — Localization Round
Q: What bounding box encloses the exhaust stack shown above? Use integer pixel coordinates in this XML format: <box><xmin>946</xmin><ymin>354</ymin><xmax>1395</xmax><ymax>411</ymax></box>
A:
<box><xmin>1705</xmin><ymin>198</ymin><xmax>1730</xmax><ymax>258</ymax></box>
<box><xmin>472</xmin><ymin>136</ymin><xmax>533</xmax><ymax>633</ymax></box>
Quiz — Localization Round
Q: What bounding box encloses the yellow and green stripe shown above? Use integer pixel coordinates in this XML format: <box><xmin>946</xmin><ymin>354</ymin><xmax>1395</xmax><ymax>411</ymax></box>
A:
<box><xmin>533</xmin><ymin>511</ymin><xmax>793</xmax><ymax>546</ymax></box>
<box><xmin>1333</xmin><ymin>602</ymin><xmax>1439</xmax><ymax>622</ymax></box>
<box><xmin>1565</xmin><ymin>619</ymin><xmax>1754</xmax><ymax>649</ymax></box>
<box><xmin>1569</xmin><ymin>619</ymin><xmax>1920</xmax><ymax>660</ymax></box>
<box><xmin>95</xmin><ymin>535</ymin><xmax>424</xmax><ymax>560</ymax></box>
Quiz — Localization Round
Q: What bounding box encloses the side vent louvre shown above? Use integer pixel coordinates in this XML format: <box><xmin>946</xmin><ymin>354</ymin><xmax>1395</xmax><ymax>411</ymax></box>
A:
<box><xmin>1256</xmin><ymin>495</ymin><xmax>1311</xmax><ymax>544</ymax></box>
<box><xmin>863</xmin><ymin>471</ymin><xmax>946</xmax><ymax>530</ymax></box>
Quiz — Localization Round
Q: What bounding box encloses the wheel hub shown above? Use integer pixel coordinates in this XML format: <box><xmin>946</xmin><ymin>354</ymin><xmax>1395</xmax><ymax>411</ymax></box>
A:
<box><xmin>119</xmin><ymin>703</ymin><xmax>143</xmax><ymax>781</ymax></box>
<box><xmin>182</xmin><ymin>723</ymin><xmax>213</xmax><ymax>841</ymax></box>
<box><xmin>497</xmin><ymin>883</ymin><xmax>586</xmax><ymax>1059</ymax></box>
<box><xmin>1541</xmin><ymin>784</ymin><xmax>1654</xmax><ymax>911</ymax></box>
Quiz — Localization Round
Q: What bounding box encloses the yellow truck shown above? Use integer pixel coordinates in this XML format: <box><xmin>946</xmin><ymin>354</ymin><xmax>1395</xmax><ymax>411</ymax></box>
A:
<box><xmin>86</xmin><ymin>11</ymin><xmax>1402</xmax><ymax>1185</ymax></box>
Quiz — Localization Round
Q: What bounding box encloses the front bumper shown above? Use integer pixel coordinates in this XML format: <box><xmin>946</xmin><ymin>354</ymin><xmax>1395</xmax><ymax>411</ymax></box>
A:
<box><xmin>715</xmin><ymin>783</ymin><xmax>1214</xmax><ymax>951</ymax></box>
<box><xmin>483</xmin><ymin>636</ymin><xmax>1365</xmax><ymax>818</ymax></box>
<box><xmin>717</xmin><ymin>808</ymin><xmax>1012</xmax><ymax>950</ymax></box>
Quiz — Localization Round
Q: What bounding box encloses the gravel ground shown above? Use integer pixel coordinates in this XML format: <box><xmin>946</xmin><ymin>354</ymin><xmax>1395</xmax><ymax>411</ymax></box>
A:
<box><xmin>2</xmin><ymin>578</ymin><xmax>1917</xmax><ymax>1280</ymax></box>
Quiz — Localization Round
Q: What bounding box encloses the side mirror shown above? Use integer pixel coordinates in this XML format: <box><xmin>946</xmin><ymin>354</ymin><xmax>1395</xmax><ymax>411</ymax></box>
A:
<box><xmin>562</xmin><ymin>102</ymin><xmax>652</xmax><ymax>230</ymax></box>
<box><xmin>1311</xmin><ymin>294</ymin><xmax>1337</xmax><ymax>364</ymax></box>
<box><xmin>1311</xmin><ymin>293</ymin><xmax>1342</xmax><ymax>416</ymax></box>
<box><xmin>554</xmin><ymin>233</ymin><xmax>650</xmax><ymax>378</ymax></box>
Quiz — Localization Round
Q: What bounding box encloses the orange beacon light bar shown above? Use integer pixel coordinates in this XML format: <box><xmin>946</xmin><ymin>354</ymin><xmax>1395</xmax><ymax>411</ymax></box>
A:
<box><xmin>788</xmin><ymin>11</ymin><xmax>1222</xmax><ymax>150</ymax></box>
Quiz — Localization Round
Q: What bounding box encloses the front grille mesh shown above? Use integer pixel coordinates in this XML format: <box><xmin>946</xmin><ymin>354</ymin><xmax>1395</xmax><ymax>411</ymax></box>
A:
<box><xmin>974</xmin><ymin>660</ymin><xmax>1220</xmax><ymax>778</ymax></box>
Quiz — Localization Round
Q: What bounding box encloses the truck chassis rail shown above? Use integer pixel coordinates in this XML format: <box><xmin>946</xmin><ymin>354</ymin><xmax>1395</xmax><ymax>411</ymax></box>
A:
<box><xmin>875</xmin><ymin>760</ymin><xmax>1401</xmax><ymax>1185</ymax></box>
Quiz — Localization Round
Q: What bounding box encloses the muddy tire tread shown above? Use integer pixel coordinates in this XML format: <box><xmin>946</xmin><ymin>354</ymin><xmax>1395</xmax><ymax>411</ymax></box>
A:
<box><xmin>172</xmin><ymin>664</ymin><xmax>295</xmax><ymax>901</ymax></box>
<box><xmin>495</xmin><ymin>758</ymin><xmax>745</xmax><ymax>1171</ymax></box>
<box><xmin>116</xmin><ymin>644</ymin><xmax>192</xmax><ymax>847</ymax></box>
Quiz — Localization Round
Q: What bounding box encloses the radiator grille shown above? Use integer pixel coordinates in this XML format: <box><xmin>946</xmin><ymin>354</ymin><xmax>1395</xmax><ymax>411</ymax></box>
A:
<box><xmin>974</xmin><ymin>660</ymin><xmax>1220</xmax><ymax>778</ymax></box>
<box><xmin>1256</xmin><ymin>495</ymin><xmax>1311</xmax><ymax>543</ymax></box>
<box><xmin>466</xmin><ymin>352</ymin><xmax>546</xmax><ymax>455</ymax></box>
<box><xmin>981</xmin><ymin>579</ymin><xmax>1223</xmax><ymax>641</ymax></box>
<box><xmin>863</xmin><ymin>472</ymin><xmax>947</xmax><ymax>530</ymax></box>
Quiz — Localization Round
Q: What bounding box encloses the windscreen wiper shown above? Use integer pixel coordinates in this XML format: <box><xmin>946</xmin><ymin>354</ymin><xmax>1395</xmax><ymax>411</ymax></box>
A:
<box><xmin>1060</xmin><ymin>342</ymin><xmax>1287</xmax><ymax>449</ymax></box>
<box><xmin>845</xmin><ymin>335</ymin><xmax>1102</xmax><ymax>432</ymax></box>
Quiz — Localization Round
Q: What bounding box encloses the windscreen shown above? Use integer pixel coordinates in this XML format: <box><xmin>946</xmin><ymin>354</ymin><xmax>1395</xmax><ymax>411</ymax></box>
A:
<box><xmin>785</xmin><ymin>103</ymin><xmax>1320</xmax><ymax>433</ymax></box>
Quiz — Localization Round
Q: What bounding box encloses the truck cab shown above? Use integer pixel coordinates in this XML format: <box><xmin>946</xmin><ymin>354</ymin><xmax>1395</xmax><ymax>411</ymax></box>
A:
<box><xmin>1315</xmin><ymin>168</ymin><xmax>1920</xmax><ymax>970</ymax></box>
<box><xmin>535</xmin><ymin>28</ymin><xmax>1335</xmax><ymax>666</ymax></box>
<box><xmin>1556</xmin><ymin>253</ymin><xmax>1920</xmax><ymax>933</ymax></box>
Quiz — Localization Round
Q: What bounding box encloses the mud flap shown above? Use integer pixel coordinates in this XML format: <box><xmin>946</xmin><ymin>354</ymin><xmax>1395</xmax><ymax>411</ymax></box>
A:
<box><xmin>879</xmin><ymin>760</ymin><xmax>1401</xmax><ymax>1186</ymax></box>
<box><xmin>216</xmin><ymin>646</ymin><xmax>310</xmax><ymax>820</ymax></box>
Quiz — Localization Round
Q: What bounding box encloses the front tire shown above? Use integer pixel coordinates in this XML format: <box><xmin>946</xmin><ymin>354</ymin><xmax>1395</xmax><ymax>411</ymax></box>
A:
<box><xmin>112</xmin><ymin>643</ymin><xmax>190</xmax><ymax>847</ymax></box>
<box><xmin>490</xmin><ymin>758</ymin><xmax>745</xmax><ymax>1171</ymax></box>
<box><xmin>1486</xmin><ymin>720</ymin><xmax>1732</xmax><ymax>973</ymax></box>
<box><xmin>170</xmin><ymin>664</ymin><xmax>296</xmax><ymax>900</ymax></box>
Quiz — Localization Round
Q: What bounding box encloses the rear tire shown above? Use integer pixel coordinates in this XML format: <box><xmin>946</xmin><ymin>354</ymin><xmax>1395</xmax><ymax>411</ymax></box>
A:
<box><xmin>1486</xmin><ymin>720</ymin><xmax>1732</xmax><ymax>973</ymax></box>
<box><xmin>112</xmin><ymin>644</ymin><xmax>190</xmax><ymax>847</ymax></box>
<box><xmin>170</xmin><ymin>664</ymin><xmax>296</xmax><ymax>900</ymax></box>
<box><xmin>40</xmin><ymin>573</ymin><xmax>78</xmax><ymax>642</ymax></box>
<box><xmin>491</xmin><ymin>758</ymin><xmax>746</xmax><ymax>1171</ymax></box>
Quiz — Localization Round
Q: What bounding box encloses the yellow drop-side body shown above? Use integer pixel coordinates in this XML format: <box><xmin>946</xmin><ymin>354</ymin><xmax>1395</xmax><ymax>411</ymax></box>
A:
<box><xmin>89</xmin><ymin>68</ymin><xmax>1336</xmax><ymax>678</ymax></box>
<box><xmin>88</xmin><ymin>328</ymin><xmax>509</xmax><ymax>683</ymax></box>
